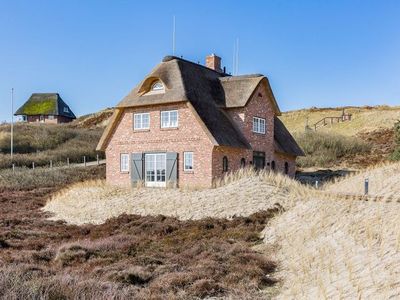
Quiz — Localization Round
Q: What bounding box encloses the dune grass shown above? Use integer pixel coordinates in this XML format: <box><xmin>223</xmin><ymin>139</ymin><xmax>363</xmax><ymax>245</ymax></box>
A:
<box><xmin>0</xmin><ymin>123</ymin><xmax>104</xmax><ymax>169</ymax></box>
<box><xmin>295</xmin><ymin>130</ymin><xmax>371</xmax><ymax>167</ymax></box>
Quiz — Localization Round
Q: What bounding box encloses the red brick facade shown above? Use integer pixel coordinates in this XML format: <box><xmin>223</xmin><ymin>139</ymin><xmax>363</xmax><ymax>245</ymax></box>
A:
<box><xmin>25</xmin><ymin>115</ymin><xmax>74</xmax><ymax>124</ymax></box>
<box><xmin>105</xmin><ymin>83</ymin><xmax>298</xmax><ymax>188</ymax></box>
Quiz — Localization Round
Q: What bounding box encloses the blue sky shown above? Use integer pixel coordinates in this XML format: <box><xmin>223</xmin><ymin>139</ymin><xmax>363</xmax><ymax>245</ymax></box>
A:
<box><xmin>0</xmin><ymin>0</ymin><xmax>399</xmax><ymax>122</ymax></box>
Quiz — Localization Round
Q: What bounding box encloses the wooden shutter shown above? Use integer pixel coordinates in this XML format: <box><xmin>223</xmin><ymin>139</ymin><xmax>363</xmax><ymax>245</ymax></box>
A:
<box><xmin>131</xmin><ymin>153</ymin><xmax>143</xmax><ymax>186</ymax></box>
<box><xmin>166</xmin><ymin>152</ymin><xmax>178</xmax><ymax>187</ymax></box>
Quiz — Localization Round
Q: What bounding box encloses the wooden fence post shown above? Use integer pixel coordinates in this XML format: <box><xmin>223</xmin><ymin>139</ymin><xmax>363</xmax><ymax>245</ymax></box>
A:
<box><xmin>97</xmin><ymin>154</ymin><xmax>99</xmax><ymax>165</ymax></box>
<box><xmin>32</xmin><ymin>162</ymin><xmax>35</xmax><ymax>170</ymax></box>
<box><xmin>67</xmin><ymin>158</ymin><xmax>70</xmax><ymax>167</ymax></box>
<box><xmin>12</xmin><ymin>164</ymin><xmax>15</xmax><ymax>173</ymax></box>
<box><xmin>315</xmin><ymin>180</ymin><xmax>319</xmax><ymax>189</ymax></box>
<box><xmin>50</xmin><ymin>160</ymin><xmax>53</xmax><ymax>169</ymax></box>
<box><xmin>364</xmin><ymin>178</ymin><xmax>369</xmax><ymax>195</ymax></box>
<box><xmin>84</xmin><ymin>156</ymin><xmax>86</xmax><ymax>167</ymax></box>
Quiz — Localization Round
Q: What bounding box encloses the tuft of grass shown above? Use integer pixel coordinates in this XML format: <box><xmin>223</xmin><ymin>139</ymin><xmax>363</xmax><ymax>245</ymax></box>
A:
<box><xmin>295</xmin><ymin>131</ymin><xmax>371</xmax><ymax>167</ymax></box>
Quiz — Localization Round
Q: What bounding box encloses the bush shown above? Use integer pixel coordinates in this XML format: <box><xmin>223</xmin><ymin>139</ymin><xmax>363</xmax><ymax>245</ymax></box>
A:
<box><xmin>295</xmin><ymin>131</ymin><xmax>371</xmax><ymax>168</ymax></box>
<box><xmin>391</xmin><ymin>120</ymin><xmax>400</xmax><ymax>161</ymax></box>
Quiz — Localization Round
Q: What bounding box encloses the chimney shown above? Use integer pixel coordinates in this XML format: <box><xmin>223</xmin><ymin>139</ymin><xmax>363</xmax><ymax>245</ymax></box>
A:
<box><xmin>206</xmin><ymin>53</ymin><xmax>222</xmax><ymax>73</ymax></box>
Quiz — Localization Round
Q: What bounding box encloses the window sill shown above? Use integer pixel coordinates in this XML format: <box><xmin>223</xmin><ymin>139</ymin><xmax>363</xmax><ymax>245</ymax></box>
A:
<box><xmin>252</xmin><ymin>131</ymin><xmax>266</xmax><ymax>135</ymax></box>
<box><xmin>160</xmin><ymin>127</ymin><xmax>179</xmax><ymax>131</ymax></box>
<box><xmin>133</xmin><ymin>129</ymin><xmax>150</xmax><ymax>132</ymax></box>
<box><xmin>183</xmin><ymin>170</ymin><xmax>194</xmax><ymax>174</ymax></box>
<box><xmin>120</xmin><ymin>171</ymin><xmax>130</xmax><ymax>174</ymax></box>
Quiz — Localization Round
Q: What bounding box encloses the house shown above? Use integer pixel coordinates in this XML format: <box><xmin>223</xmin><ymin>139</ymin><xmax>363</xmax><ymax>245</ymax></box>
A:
<box><xmin>97</xmin><ymin>54</ymin><xmax>304</xmax><ymax>188</ymax></box>
<box><xmin>15</xmin><ymin>93</ymin><xmax>76</xmax><ymax>124</ymax></box>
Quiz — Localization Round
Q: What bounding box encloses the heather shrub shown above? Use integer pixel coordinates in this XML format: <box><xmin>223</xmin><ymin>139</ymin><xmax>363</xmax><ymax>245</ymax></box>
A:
<box><xmin>295</xmin><ymin>131</ymin><xmax>371</xmax><ymax>167</ymax></box>
<box><xmin>390</xmin><ymin>120</ymin><xmax>400</xmax><ymax>161</ymax></box>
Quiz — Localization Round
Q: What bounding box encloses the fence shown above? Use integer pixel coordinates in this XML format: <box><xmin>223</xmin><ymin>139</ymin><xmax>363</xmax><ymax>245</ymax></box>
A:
<box><xmin>10</xmin><ymin>154</ymin><xmax>105</xmax><ymax>172</ymax></box>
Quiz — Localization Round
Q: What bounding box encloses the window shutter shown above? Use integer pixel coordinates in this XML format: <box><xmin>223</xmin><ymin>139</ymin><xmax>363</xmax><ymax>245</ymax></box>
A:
<box><xmin>131</xmin><ymin>153</ymin><xmax>143</xmax><ymax>186</ymax></box>
<box><xmin>166</xmin><ymin>152</ymin><xmax>178</xmax><ymax>186</ymax></box>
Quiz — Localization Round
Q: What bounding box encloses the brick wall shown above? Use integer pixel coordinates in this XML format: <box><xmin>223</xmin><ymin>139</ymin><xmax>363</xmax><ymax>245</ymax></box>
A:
<box><xmin>105</xmin><ymin>103</ymin><xmax>215</xmax><ymax>188</ymax></box>
<box><xmin>26</xmin><ymin>115</ymin><xmax>73</xmax><ymax>124</ymax></box>
<box><xmin>227</xmin><ymin>84</ymin><xmax>276</xmax><ymax>165</ymax></box>
<box><xmin>273</xmin><ymin>152</ymin><xmax>296</xmax><ymax>177</ymax></box>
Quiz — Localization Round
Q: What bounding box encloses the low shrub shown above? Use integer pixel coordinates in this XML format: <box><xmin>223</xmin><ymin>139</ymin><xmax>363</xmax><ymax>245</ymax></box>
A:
<box><xmin>390</xmin><ymin>120</ymin><xmax>400</xmax><ymax>161</ymax></box>
<box><xmin>295</xmin><ymin>131</ymin><xmax>372</xmax><ymax>167</ymax></box>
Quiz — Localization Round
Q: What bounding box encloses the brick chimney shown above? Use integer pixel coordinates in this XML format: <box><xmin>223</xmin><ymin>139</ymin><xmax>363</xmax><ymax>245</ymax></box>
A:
<box><xmin>206</xmin><ymin>54</ymin><xmax>222</xmax><ymax>73</ymax></box>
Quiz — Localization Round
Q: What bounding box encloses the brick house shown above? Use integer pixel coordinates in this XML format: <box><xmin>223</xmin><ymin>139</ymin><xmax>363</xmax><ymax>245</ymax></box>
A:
<box><xmin>15</xmin><ymin>93</ymin><xmax>76</xmax><ymax>124</ymax></box>
<box><xmin>97</xmin><ymin>54</ymin><xmax>304</xmax><ymax>188</ymax></box>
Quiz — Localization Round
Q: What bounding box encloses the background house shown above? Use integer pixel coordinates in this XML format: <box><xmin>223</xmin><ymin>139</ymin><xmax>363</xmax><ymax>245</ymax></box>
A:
<box><xmin>14</xmin><ymin>93</ymin><xmax>76</xmax><ymax>124</ymax></box>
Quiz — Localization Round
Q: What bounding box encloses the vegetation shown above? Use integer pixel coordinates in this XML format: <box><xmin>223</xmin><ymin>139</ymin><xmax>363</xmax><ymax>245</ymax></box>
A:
<box><xmin>0</xmin><ymin>165</ymin><xmax>278</xmax><ymax>299</ymax></box>
<box><xmin>295</xmin><ymin>131</ymin><xmax>371</xmax><ymax>168</ymax></box>
<box><xmin>19</xmin><ymin>99</ymin><xmax>55</xmax><ymax>115</ymax></box>
<box><xmin>390</xmin><ymin>120</ymin><xmax>400</xmax><ymax>161</ymax></box>
<box><xmin>0</xmin><ymin>123</ymin><xmax>104</xmax><ymax>169</ymax></box>
<box><xmin>0</xmin><ymin>165</ymin><xmax>105</xmax><ymax>190</ymax></box>
<box><xmin>281</xmin><ymin>105</ymin><xmax>400</xmax><ymax>136</ymax></box>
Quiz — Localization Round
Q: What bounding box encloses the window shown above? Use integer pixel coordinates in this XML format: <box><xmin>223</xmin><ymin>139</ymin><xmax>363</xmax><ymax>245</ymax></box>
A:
<box><xmin>120</xmin><ymin>153</ymin><xmax>129</xmax><ymax>172</ymax></box>
<box><xmin>240</xmin><ymin>158</ymin><xmax>246</xmax><ymax>168</ymax></box>
<box><xmin>184</xmin><ymin>152</ymin><xmax>194</xmax><ymax>171</ymax></box>
<box><xmin>253</xmin><ymin>117</ymin><xmax>266</xmax><ymax>134</ymax></box>
<box><xmin>134</xmin><ymin>113</ymin><xmax>150</xmax><ymax>130</ymax></box>
<box><xmin>22</xmin><ymin>115</ymin><xmax>27</xmax><ymax>122</ymax></box>
<box><xmin>271</xmin><ymin>160</ymin><xmax>276</xmax><ymax>170</ymax></box>
<box><xmin>161</xmin><ymin>110</ymin><xmax>178</xmax><ymax>128</ymax></box>
<box><xmin>284</xmin><ymin>162</ymin><xmax>289</xmax><ymax>174</ymax></box>
<box><xmin>223</xmin><ymin>156</ymin><xmax>228</xmax><ymax>172</ymax></box>
<box><xmin>63</xmin><ymin>107</ymin><xmax>69</xmax><ymax>113</ymax></box>
<box><xmin>151</xmin><ymin>81</ymin><xmax>164</xmax><ymax>91</ymax></box>
<box><xmin>39</xmin><ymin>115</ymin><xmax>44</xmax><ymax>122</ymax></box>
<box><xmin>48</xmin><ymin>115</ymin><xmax>54</xmax><ymax>120</ymax></box>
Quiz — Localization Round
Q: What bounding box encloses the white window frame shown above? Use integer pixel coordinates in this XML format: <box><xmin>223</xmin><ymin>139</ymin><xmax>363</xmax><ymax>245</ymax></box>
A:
<box><xmin>253</xmin><ymin>117</ymin><xmax>266</xmax><ymax>134</ymax></box>
<box><xmin>151</xmin><ymin>81</ymin><xmax>164</xmax><ymax>91</ymax></box>
<box><xmin>184</xmin><ymin>152</ymin><xmax>194</xmax><ymax>171</ymax></box>
<box><xmin>63</xmin><ymin>107</ymin><xmax>69</xmax><ymax>113</ymax></box>
<box><xmin>161</xmin><ymin>110</ymin><xmax>178</xmax><ymax>128</ymax></box>
<box><xmin>134</xmin><ymin>113</ymin><xmax>150</xmax><ymax>130</ymax></box>
<box><xmin>120</xmin><ymin>153</ymin><xmax>130</xmax><ymax>172</ymax></box>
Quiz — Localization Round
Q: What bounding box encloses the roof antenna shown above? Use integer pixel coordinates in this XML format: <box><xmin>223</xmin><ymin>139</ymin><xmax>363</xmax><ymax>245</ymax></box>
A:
<box><xmin>172</xmin><ymin>15</ymin><xmax>176</xmax><ymax>55</ymax></box>
<box><xmin>236</xmin><ymin>38</ymin><xmax>239</xmax><ymax>75</ymax></box>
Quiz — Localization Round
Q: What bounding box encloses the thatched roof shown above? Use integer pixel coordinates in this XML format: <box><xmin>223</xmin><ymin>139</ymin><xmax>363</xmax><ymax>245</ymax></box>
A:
<box><xmin>274</xmin><ymin>117</ymin><xmax>305</xmax><ymax>157</ymax></box>
<box><xmin>15</xmin><ymin>93</ymin><xmax>76</xmax><ymax>119</ymax></box>
<box><xmin>98</xmin><ymin>55</ymin><xmax>302</xmax><ymax>157</ymax></box>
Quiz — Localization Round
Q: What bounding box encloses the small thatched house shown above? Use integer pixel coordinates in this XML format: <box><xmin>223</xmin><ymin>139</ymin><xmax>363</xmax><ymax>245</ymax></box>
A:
<box><xmin>15</xmin><ymin>93</ymin><xmax>76</xmax><ymax>124</ymax></box>
<box><xmin>97</xmin><ymin>54</ymin><xmax>304</xmax><ymax>188</ymax></box>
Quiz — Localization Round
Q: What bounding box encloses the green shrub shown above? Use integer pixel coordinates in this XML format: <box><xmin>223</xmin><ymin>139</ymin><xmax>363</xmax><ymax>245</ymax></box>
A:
<box><xmin>295</xmin><ymin>131</ymin><xmax>371</xmax><ymax>168</ymax></box>
<box><xmin>391</xmin><ymin>120</ymin><xmax>400</xmax><ymax>161</ymax></box>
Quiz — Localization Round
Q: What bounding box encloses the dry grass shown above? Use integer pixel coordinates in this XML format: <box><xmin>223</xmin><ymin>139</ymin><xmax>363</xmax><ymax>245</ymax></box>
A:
<box><xmin>262</xmin><ymin>162</ymin><xmax>400</xmax><ymax>299</ymax></box>
<box><xmin>44</xmin><ymin>169</ymin><xmax>309</xmax><ymax>225</ymax></box>
<box><xmin>281</xmin><ymin>105</ymin><xmax>400</xmax><ymax>136</ymax></box>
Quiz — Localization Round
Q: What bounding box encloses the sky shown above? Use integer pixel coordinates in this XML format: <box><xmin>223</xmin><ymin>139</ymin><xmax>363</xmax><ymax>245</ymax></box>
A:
<box><xmin>0</xmin><ymin>0</ymin><xmax>399</xmax><ymax>122</ymax></box>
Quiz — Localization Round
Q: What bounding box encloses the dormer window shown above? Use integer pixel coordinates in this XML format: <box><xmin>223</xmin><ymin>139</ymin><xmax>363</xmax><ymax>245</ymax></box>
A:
<box><xmin>151</xmin><ymin>81</ymin><xmax>164</xmax><ymax>91</ymax></box>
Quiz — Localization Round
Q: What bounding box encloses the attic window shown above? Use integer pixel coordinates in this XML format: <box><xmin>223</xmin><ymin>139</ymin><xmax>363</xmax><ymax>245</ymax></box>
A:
<box><xmin>63</xmin><ymin>107</ymin><xmax>69</xmax><ymax>113</ymax></box>
<box><xmin>151</xmin><ymin>81</ymin><xmax>164</xmax><ymax>91</ymax></box>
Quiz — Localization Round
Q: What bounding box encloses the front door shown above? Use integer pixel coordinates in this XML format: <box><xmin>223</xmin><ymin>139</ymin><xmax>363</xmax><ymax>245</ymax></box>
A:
<box><xmin>253</xmin><ymin>151</ymin><xmax>266</xmax><ymax>170</ymax></box>
<box><xmin>145</xmin><ymin>153</ymin><xmax>166</xmax><ymax>187</ymax></box>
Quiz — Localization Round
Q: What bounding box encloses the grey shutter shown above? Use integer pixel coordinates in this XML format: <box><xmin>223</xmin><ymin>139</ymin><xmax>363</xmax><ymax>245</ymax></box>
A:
<box><xmin>131</xmin><ymin>153</ymin><xmax>143</xmax><ymax>187</ymax></box>
<box><xmin>166</xmin><ymin>152</ymin><xmax>178</xmax><ymax>187</ymax></box>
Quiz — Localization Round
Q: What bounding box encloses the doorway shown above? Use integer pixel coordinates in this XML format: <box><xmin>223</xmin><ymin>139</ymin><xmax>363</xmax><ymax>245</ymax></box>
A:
<box><xmin>145</xmin><ymin>153</ymin><xmax>166</xmax><ymax>187</ymax></box>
